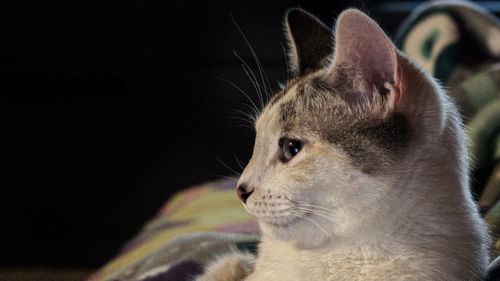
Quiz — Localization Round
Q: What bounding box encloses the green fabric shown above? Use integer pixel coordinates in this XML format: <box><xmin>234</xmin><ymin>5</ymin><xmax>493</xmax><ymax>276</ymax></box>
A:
<box><xmin>480</xmin><ymin>164</ymin><xmax>500</xmax><ymax>210</ymax></box>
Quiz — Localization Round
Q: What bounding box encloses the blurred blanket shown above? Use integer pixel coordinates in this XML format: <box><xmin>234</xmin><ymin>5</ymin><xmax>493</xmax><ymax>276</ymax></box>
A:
<box><xmin>88</xmin><ymin>180</ymin><xmax>258</xmax><ymax>281</ymax></box>
<box><xmin>89</xmin><ymin>1</ymin><xmax>500</xmax><ymax>280</ymax></box>
<box><xmin>395</xmin><ymin>0</ymin><xmax>500</xmax><ymax>256</ymax></box>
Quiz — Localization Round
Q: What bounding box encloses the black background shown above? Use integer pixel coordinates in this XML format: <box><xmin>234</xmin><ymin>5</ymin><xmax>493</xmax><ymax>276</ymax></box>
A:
<box><xmin>0</xmin><ymin>0</ymin><xmax>478</xmax><ymax>269</ymax></box>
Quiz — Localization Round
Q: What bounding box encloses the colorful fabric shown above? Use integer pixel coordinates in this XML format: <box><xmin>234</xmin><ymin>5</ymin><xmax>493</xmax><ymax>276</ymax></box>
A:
<box><xmin>87</xmin><ymin>179</ymin><xmax>259</xmax><ymax>281</ymax></box>
<box><xmin>89</xmin><ymin>1</ymin><xmax>500</xmax><ymax>280</ymax></box>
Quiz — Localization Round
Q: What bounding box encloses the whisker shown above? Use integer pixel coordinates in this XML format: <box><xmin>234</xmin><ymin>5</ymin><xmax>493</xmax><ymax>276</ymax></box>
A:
<box><xmin>294</xmin><ymin>207</ymin><xmax>336</xmax><ymax>224</ymax></box>
<box><xmin>213</xmin><ymin>76</ymin><xmax>260</xmax><ymax>116</ymax></box>
<box><xmin>231</xmin><ymin>15</ymin><xmax>272</xmax><ymax>104</ymax></box>
<box><xmin>290</xmin><ymin>211</ymin><xmax>329</xmax><ymax>236</ymax></box>
<box><xmin>231</xmin><ymin>109</ymin><xmax>257</xmax><ymax>124</ymax></box>
<box><xmin>297</xmin><ymin>203</ymin><xmax>336</xmax><ymax>213</ymax></box>
<box><xmin>226</xmin><ymin>114</ymin><xmax>255</xmax><ymax>128</ymax></box>
<box><xmin>234</xmin><ymin>51</ymin><xmax>264</xmax><ymax>109</ymax></box>
<box><xmin>287</xmin><ymin>199</ymin><xmax>337</xmax><ymax>213</ymax></box>
<box><xmin>217</xmin><ymin>158</ymin><xmax>242</xmax><ymax>175</ymax></box>
<box><xmin>209</xmin><ymin>174</ymin><xmax>240</xmax><ymax>182</ymax></box>
<box><xmin>232</xmin><ymin>123</ymin><xmax>255</xmax><ymax>130</ymax></box>
<box><xmin>236</xmin><ymin>100</ymin><xmax>260</xmax><ymax>118</ymax></box>
<box><xmin>242</xmin><ymin>63</ymin><xmax>264</xmax><ymax>109</ymax></box>
<box><xmin>233</xmin><ymin>153</ymin><xmax>246</xmax><ymax>171</ymax></box>
<box><xmin>294</xmin><ymin>206</ymin><xmax>332</xmax><ymax>217</ymax></box>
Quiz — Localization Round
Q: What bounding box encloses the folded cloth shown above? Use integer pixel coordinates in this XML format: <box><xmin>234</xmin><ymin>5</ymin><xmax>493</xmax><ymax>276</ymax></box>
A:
<box><xmin>87</xmin><ymin>179</ymin><xmax>259</xmax><ymax>281</ymax></box>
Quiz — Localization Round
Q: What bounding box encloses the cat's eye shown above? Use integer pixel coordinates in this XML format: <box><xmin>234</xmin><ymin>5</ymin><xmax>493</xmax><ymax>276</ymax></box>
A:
<box><xmin>279</xmin><ymin>138</ymin><xmax>302</xmax><ymax>162</ymax></box>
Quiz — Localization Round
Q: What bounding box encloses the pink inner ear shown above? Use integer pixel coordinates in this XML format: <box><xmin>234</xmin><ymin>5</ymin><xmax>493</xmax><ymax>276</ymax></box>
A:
<box><xmin>332</xmin><ymin>9</ymin><xmax>398</xmax><ymax>96</ymax></box>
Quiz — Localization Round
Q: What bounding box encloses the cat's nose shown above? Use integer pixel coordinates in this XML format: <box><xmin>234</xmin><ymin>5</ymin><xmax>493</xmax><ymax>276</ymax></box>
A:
<box><xmin>236</xmin><ymin>183</ymin><xmax>254</xmax><ymax>204</ymax></box>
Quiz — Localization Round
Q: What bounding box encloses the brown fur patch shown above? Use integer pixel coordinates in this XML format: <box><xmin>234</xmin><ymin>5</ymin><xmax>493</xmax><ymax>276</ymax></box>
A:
<box><xmin>274</xmin><ymin>75</ymin><xmax>412</xmax><ymax>174</ymax></box>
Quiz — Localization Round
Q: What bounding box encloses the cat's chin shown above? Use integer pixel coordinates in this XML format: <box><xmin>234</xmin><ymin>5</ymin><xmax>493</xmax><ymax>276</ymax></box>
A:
<box><xmin>258</xmin><ymin>216</ymin><xmax>333</xmax><ymax>248</ymax></box>
<box><xmin>253</xmin><ymin>213</ymin><xmax>301</xmax><ymax>230</ymax></box>
<box><xmin>258</xmin><ymin>216</ymin><xmax>300</xmax><ymax>228</ymax></box>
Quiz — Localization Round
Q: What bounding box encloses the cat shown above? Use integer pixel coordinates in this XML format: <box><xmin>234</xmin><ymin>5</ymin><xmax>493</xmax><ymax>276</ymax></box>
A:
<box><xmin>197</xmin><ymin>8</ymin><xmax>490</xmax><ymax>281</ymax></box>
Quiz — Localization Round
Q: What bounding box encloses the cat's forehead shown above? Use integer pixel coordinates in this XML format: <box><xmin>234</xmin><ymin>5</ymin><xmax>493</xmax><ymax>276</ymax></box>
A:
<box><xmin>255</xmin><ymin>81</ymin><xmax>301</xmax><ymax>132</ymax></box>
<box><xmin>256</xmin><ymin>75</ymin><xmax>349</xmax><ymax>135</ymax></box>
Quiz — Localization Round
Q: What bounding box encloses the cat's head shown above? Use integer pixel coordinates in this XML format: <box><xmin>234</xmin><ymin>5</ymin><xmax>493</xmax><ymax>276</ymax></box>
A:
<box><xmin>237</xmin><ymin>9</ymin><xmax>445</xmax><ymax>247</ymax></box>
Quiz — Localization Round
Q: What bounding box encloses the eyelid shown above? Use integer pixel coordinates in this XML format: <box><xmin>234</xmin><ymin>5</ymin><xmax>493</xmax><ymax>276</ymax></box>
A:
<box><xmin>279</xmin><ymin>134</ymin><xmax>298</xmax><ymax>142</ymax></box>
<box><xmin>279</xmin><ymin>136</ymin><xmax>309</xmax><ymax>145</ymax></box>
<box><xmin>278</xmin><ymin>137</ymin><xmax>309</xmax><ymax>152</ymax></box>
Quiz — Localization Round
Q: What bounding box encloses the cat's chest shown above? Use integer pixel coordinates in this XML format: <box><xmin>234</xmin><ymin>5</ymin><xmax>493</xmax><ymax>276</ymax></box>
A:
<box><xmin>323</xmin><ymin>255</ymin><xmax>413</xmax><ymax>281</ymax></box>
<box><xmin>248</xmin><ymin>247</ymin><xmax>328</xmax><ymax>280</ymax></box>
<box><xmin>250</xmin><ymin>245</ymin><xmax>421</xmax><ymax>281</ymax></box>
<box><xmin>249</xmin><ymin>257</ymin><xmax>420</xmax><ymax>281</ymax></box>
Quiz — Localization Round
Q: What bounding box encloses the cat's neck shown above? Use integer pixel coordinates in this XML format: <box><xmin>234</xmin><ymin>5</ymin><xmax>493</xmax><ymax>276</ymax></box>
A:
<box><xmin>253</xmin><ymin>233</ymin><xmax>423</xmax><ymax>280</ymax></box>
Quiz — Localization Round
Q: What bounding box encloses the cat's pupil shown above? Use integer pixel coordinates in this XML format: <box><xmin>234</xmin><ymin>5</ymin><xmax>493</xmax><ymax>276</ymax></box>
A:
<box><xmin>288</xmin><ymin>140</ymin><xmax>301</xmax><ymax>155</ymax></box>
<box><xmin>280</xmin><ymin>138</ymin><xmax>302</xmax><ymax>161</ymax></box>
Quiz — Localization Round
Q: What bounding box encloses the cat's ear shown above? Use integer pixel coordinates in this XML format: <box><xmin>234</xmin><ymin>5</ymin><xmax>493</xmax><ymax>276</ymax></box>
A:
<box><xmin>330</xmin><ymin>9</ymin><xmax>402</xmax><ymax>111</ymax></box>
<box><xmin>284</xmin><ymin>9</ymin><xmax>333</xmax><ymax>77</ymax></box>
